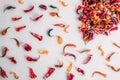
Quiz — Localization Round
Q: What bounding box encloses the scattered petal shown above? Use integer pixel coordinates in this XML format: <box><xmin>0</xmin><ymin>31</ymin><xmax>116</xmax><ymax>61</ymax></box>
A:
<box><xmin>10</xmin><ymin>71</ymin><xmax>19</xmax><ymax>79</ymax></box>
<box><xmin>23</xmin><ymin>43</ymin><xmax>32</xmax><ymax>51</ymax></box>
<box><xmin>43</xmin><ymin>67</ymin><xmax>55</xmax><ymax>79</ymax></box>
<box><xmin>19</xmin><ymin>0</ymin><xmax>24</xmax><ymax>4</ymax></box>
<box><xmin>67</xmin><ymin>73</ymin><xmax>74</xmax><ymax>80</ymax></box>
<box><xmin>56</xmin><ymin>35</ymin><xmax>63</xmax><ymax>45</ymax></box>
<box><xmin>64</xmin><ymin>53</ymin><xmax>76</xmax><ymax>60</ymax></box>
<box><xmin>98</xmin><ymin>45</ymin><xmax>105</xmax><ymax>56</ymax></box>
<box><xmin>39</xmin><ymin>50</ymin><xmax>48</xmax><ymax>54</ymax></box>
<box><xmin>29</xmin><ymin>68</ymin><xmax>37</xmax><ymax>79</ymax></box>
<box><xmin>67</xmin><ymin>62</ymin><xmax>73</xmax><ymax>73</ymax></box>
<box><xmin>30</xmin><ymin>32</ymin><xmax>43</xmax><ymax>41</ymax></box>
<box><xmin>55</xmin><ymin>61</ymin><xmax>64</xmax><ymax>68</ymax></box>
<box><xmin>64</xmin><ymin>25</ymin><xmax>70</xmax><ymax>33</ymax></box>
<box><xmin>16</xmin><ymin>25</ymin><xmax>26</xmax><ymax>32</ymax></box>
<box><xmin>39</xmin><ymin>4</ymin><xmax>47</xmax><ymax>10</ymax></box>
<box><xmin>49</xmin><ymin>5</ymin><xmax>59</xmax><ymax>11</ymax></box>
<box><xmin>30</xmin><ymin>14</ymin><xmax>43</xmax><ymax>21</ymax></box>
<box><xmin>77</xmin><ymin>67</ymin><xmax>85</xmax><ymax>75</ymax></box>
<box><xmin>12</xmin><ymin>17</ymin><xmax>22</xmax><ymax>21</ymax></box>
<box><xmin>92</xmin><ymin>71</ymin><xmax>107</xmax><ymax>78</ymax></box>
<box><xmin>113</xmin><ymin>42</ymin><xmax>120</xmax><ymax>48</ymax></box>
<box><xmin>49</xmin><ymin>12</ymin><xmax>61</xmax><ymax>18</ymax></box>
<box><xmin>10</xmin><ymin>38</ymin><xmax>20</xmax><ymax>47</ymax></box>
<box><xmin>4</xmin><ymin>6</ymin><xmax>16</xmax><ymax>12</ymax></box>
<box><xmin>24</xmin><ymin>6</ymin><xmax>34</xmax><ymax>13</ymax></box>
<box><xmin>1</xmin><ymin>27</ymin><xmax>10</xmax><ymax>36</ymax></box>
<box><xmin>106</xmin><ymin>52</ymin><xmax>118</xmax><ymax>62</ymax></box>
<box><xmin>0</xmin><ymin>47</ymin><xmax>9</xmax><ymax>58</ymax></box>
<box><xmin>26</xmin><ymin>55</ymin><xmax>40</xmax><ymax>62</ymax></box>
<box><xmin>0</xmin><ymin>67</ymin><xmax>8</xmax><ymax>78</ymax></box>
<box><xmin>63</xmin><ymin>43</ymin><xmax>76</xmax><ymax>53</ymax></box>
<box><xmin>76</xmin><ymin>49</ymin><xmax>91</xmax><ymax>53</ymax></box>
<box><xmin>59</xmin><ymin>0</ymin><xmax>68</xmax><ymax>7</ymax></box>
<box><xmin>9</xmin><ymin>57</ymin><xmax>17</xmax><ymax>64</ymax></box>
<box><xmin>54</xmin><ymin>23</ymin><xmax>65</xmax><ymax>28</ymax></box>
<box><xmin>83</xmin><ymin>54</ymin><xmax>92</xmax><ymax>64</ymax></box>
<box><xmin>47</xmin><ymin>29</ymin><xmax>53</xmax><ymax>37</ymax></box>
<box><xmin>107</xmin><ymin>65</ymin><xmax>120</xmax><ymax>72</ymax></box>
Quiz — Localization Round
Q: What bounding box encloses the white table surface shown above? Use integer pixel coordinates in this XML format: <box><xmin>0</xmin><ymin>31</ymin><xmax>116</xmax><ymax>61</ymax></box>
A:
<box><xmin>0</xmin><ymin>0</ymin><xmax>120</xmax><ymax>80</ymax></box>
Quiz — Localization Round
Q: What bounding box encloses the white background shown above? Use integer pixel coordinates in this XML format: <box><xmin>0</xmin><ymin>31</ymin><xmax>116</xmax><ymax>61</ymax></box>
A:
<box><xmin>0</xmin><ymin>0</ymin><xmax>120</xmax><ymax>80</ymax></box>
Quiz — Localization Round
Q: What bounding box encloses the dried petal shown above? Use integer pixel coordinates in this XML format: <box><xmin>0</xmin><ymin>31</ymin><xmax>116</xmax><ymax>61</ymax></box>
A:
<box><xmin>49</xmin><ymin>5</ymin><xmax>59</xmax><ymax>11</ymax></box>
<box><xmin>39</xmin><ymin>4</ymin><xmax>47</xmax><ymax>10</ymax></box>
<box><xmin>16</xmin><ymin>25</ymin><xmax>26</xmax><ymax>32</ymax></box>
<box><xmin>63</xmin><ymin>43</ymin><xmax>76</xmax><ymax>53</ymax></box>
<box><xmin>1</xmin><ymin>27</ymin><xmax>10</xmax><ymax>36</ymax></box>
<box><xmin>59</xmin><ymin>0</ymin><xmax>68</xmax><ymax>7</ymax></box>
<box><xmin>98</xmin><ymin>45</ymin><xmax>105</xmax><ymax>56</ymax></box>
<box><xmin>10</xmin><ymin>71</ymin><xmax>19</xmax><ymax>79</ymax></box>
<box><xmin>77</xmin><ymin>67</ymin><xmax>85</xmax><ymax>75</ymax></box>
<box><xmin>47</xmin><ymin>29</ymin><xmax>53</xmax><ymax>37</ymax></box>
<box><xmin>4</xmin><ymin>6</ymin><xmax>16</xmax><ymax>12</ymax></box>
<box><xmin>10</xmin><ymin>38</ymin><xmax>20</xmax><ymax>47</ymax></box>
<box><xmin>9</xmin><ymin>57</ymin><xmax>17</xmax><ymax>64</ymax></box>
<box><xmin>19</xmin><ymin>0</ymin><xmax>24</xmax><ymax>4</ymax></box>
<box><xmin>39</xmin><ymin>50</ymin><xmax>48</xmax><ymax>54</ymax></box>
<box><xmin>30</xmin><ymin>14</ymin><xmax>43</xmax><ymax>21</ymax></box>
<box><xmin>24</xmin><ymin>6</ymin><xmax>34</xmax><ymax>13</ymax></box>
<box><xmin>29</xmin><ymin>68</ymin><xmax>37</xmax><ymax>79</ymax></box>
<box><xmin>56</xmin><ymin>35</ymin><xmax>63</xmax><ymax>45</ymax></box>
<box><xmin>23</xmin><ymin>43</ymin><xmax>32</xmax><ymax>51</ymax></box>
<box><xmin>44</xmin><ymin>68</ymin><xmax>55</xmax><ymax>79</ymax></box>
<box><xmin>30</xmin><ymin>32</ymin><xmax>43</xmax><ymax>41</ymax></box>
<box><xmin>68</xmin><ymin>73</ymin><xmax>74</xmax><ymax>80</ymax></box>
<box><xmin>64</xmin><ymin>25</ymin><xmax>70</xmax><ymax>33</ymax></box>
<box><xmin>67</xmin><ymin>62</ymin><xmax>73</xmax><ymax>73</ymax></box>
<box><xmin>64</xmin><ymin>53</ymin><xmax>76</xmax><ymax>60</ymax></box>
<box><xmin>0</xmin><ymin>67</ymin><xmax>8</xmax><ymax>78</ymax></box>
<box><xmin>55</xmin><ymin>61</ymin><xmax>64</xmax><ymax>68</ymax></box>
<box><xmin>54</xmin><ymin>23</ymin><xmax>65</xmax><ymax>28</ymax></box>
<box><xmin>0</xmin><ymin>47</ymin><xmax>9</xmax><ymax>58</ymax></box>
<box><xmin>12</xmin><ymin>17</ymin><xmax>22</xmax><ymax>21</ymax></box>
<box><xmin>76</xmin><ymin>49</ymin><xmax>91</xmax><ymax>53</ymax></box>
<box><xmin>92</xmin><ymin>71</ymin><xmax>107</xmax><ymax>78</ymax></box>
<box><xmin>26</xmin><ymin>55</ymin><xmax>40</xmax><ymax>62</ymax></box>
<box><xmin>106</xmin><ymin>52</ymin><xmax>117</xmax><ymax>62</ymax></box>
<box><xmin>110</xmin><ymin>26</ymin><xmax>118</xmax><ymax>31</ymax></box>
<box><xmin>107</xmin><ymin>65</ymin><xmax>120</xmax><ymax>72</ymax></box>
<box><xmin>113</xmin><ymin>42</ymin><xmax>120</xmax><ymax>48</ymax></box>
<box><xmin>49</xmin><ymin>12</ymin><xmax>61</xmax><ymax>18</ymax></box>
<box><xmin>83</xmin><ymin>54</ymin><xmax>92</xmax><ymax>64</ymax></box>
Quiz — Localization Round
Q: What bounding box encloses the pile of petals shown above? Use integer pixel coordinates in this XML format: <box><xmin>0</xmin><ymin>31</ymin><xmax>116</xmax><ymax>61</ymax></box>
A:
<box><xmin>76</xmin><ymin>0</ymin><xmax>120</xmax><ymax>42</ymax></box>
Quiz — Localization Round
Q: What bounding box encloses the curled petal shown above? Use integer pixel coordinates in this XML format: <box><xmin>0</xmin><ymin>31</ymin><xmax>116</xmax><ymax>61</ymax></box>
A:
<box><xmin>47</xmin><ymin>29</ymin><xmax>53</xmax><ymax>37</ymax></box>
<box><xmin>30</xmin><ymin>32</ymin><xmax>43</xmax><ymax>41</ymax></box>
<box><xmin>24</xmin><ymin>6</ymin><xmax>34</xmax><ymax>13</ymax></box>
<box><xmin>26</xmin><ymin>55</ymin><xmax>40</xmax><ymax>62</ymax></box>
<box><xmin>92</xmin><ymin>71</ymin><xmax>107</xmax><ymax>78</ymax></box>
<box><xmin>10</xmin><ymin>71</ymin><xmax>19</xmax><ymax>79</ymax></box>
<box><xmin>10</xmin><ymin>38</ymin><xmax>20</xmax><ymax>47</ymax></box>
<box><xmin>64</xmin><ymin>53</ymin><xmax>76</xmax><ymax>60</ymax></box>
<box><xmin>1</xmin><ymin>27</ymin><xmax>10</xmax><ymax>36</ymax></box>
<box><xmin>63</xmin><ymin>43</ymin><xmax>76</xmax><ymax>53</ymax></box>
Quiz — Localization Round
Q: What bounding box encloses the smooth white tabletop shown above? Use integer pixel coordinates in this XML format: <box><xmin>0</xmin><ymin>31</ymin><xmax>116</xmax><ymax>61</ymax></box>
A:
<box><xmin>0</xmin><ymin>0</ymin><xmax>120</xmax><ymax>80</ymax></box>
